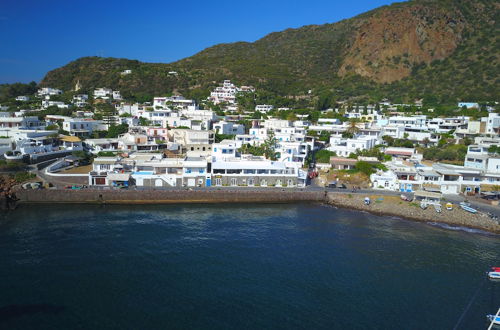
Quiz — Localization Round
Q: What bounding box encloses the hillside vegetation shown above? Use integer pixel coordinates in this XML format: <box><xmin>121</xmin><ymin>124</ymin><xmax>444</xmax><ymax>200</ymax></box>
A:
<box><xmin>38</xmin><ymin>0</ymin><xmax>499</xmax><ymax>104</ymax></box>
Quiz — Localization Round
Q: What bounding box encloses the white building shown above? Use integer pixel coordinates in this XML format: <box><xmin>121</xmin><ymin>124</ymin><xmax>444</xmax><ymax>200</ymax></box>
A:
<box><xmin>388</xmin><ymin>115</ymin><xmax>427</xmax><ymax>128</ymax></box>
<box><xmin>15</xmin><ymin>96</ymin><xmax>29</xmax><ymax>102</ymax></box>
<box><xmin>94</xmin><ymin>88</ymin><xmax>113</xmax><ymax>99</ymax></box>
<box><xmin>112</xmin><ymin>91</ymin><xmax>122</xmax><ymax>100</ymax></box>
<box><xmin>38</xmin><ymin>88</ymin><xmax>62</xmax><ymax>96</ymax></box>
<box><xmin>208</xmin><ymin>80</ymin><xmax>254</xmax><ymax>105</ymax></box>
<box><xmin>0</xmin><ymin>115</ymin><xmax>45</xmax><ymax>130</ymax></box>
<box><xmin>486</xmin><ymin>113</ymin><xmax>500</xmax><ymax>136</ymax></box>
<box><xmin>42</xmin><ymin>100</ymin><xmax>69</xmax><ymax>109</ymax></box>
<box><xmin>211</xmin><ymin>140</ymin><xmax>306</xmax><ymax>187</ymax></box>
<box><xmin>327</xmin><ymin>134</ymin><xmax>378</xmax><ymax>157</ymax></box>
<box><xmin>213</xmin><ymin>121</ymin><xmax>245</xmax><ymax>135</ymax></box>
<box><xmin>61</xmin><ymin>118</ymin><xmax>105</xmax><ymax>136</ymax></box>
<box><xmin>153</xmin><ymin>95</ymin><xmax>196</xmax><ymax>111</ymax></box>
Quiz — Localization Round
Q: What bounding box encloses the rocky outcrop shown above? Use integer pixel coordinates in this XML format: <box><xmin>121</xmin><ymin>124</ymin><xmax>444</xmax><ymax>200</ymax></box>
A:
<box><xmin>327</xmin><ymin>193</ymin><xmax>500</xmax><ymax>234</ymax></box>
<box><xmin>338</xmin><ymin>4</ymin><xmax>465</xmax><ymax>83</ymax></box>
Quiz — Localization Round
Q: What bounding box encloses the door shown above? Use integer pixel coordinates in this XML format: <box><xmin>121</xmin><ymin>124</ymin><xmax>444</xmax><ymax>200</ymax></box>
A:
<box><xmin>406</xmin><ymin>184</ymin><xmax>412</xmax><ymax>192</ymax></box>
<box><xmin>155</xmin><ymin>179</ymin><xmax>163</xmax><ymax>187</ymax></box>
<box><xmin>215</xmin><ymin>178</ymin><xmax>222</xmax><ymax>186</ymax></box>
<box><xmin>187</xmin><ymin>178</ymin><xmax>196</xmax><ymax>187</ymax></box>
<box><xmin>206</xmin><ymin>178</ymin><xmax>211</xmax><ymax>187</ymax></box>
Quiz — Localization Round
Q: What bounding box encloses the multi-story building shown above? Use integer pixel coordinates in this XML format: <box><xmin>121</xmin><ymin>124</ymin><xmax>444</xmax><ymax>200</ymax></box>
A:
<box><xmin>60</xmin><ymin>118</ymin><xmax>105</xmax><ymax>137</ymax></box>
<box><xmin>486</xmin><ymin>113</ymin><xmax>500</xmax><ymax>136</ymax></box>
<box><xmin>327</xmin><ymin>134</ymin><xmax>378</xmax><ymax>157</ymax></box>
<box><xmin>153</xmin><ymin>95</ymin><xmax>196</xmax><ymax>110</ymax></box>
<box><xmin>213</xmin><ymin>121</ymin><xmax>245</xmax><ymax>135</ymax></box>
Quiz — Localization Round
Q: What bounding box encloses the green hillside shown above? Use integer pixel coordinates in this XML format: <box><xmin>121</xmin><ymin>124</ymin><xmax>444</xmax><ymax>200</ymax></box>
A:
<box><xmin>38</xmin><ymin>0</ymin><xmax>499</xmax><ymax>105</ymax></box>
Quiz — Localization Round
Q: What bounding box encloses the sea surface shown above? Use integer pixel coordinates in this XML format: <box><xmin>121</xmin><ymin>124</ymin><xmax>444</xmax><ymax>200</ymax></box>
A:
<box><xmin>0</xmin><ymin>203</ymin><xmax>499</xmax><ymax>329</ymax></box>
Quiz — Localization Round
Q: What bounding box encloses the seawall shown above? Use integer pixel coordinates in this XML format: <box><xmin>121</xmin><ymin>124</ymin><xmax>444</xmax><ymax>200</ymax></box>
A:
<box><xmin>16</xmin><ymin>189</ymin><xmax>326</xmax><ymax>204</ymax></box>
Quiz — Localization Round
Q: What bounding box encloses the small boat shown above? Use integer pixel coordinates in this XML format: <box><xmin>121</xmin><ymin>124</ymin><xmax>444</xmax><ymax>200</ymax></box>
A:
<box><xmin>433</xmin><ymin>203</ymin><xmax>441</xmax><ymax>213</ymax></box>
<box><xmin>364</xmin><ymin>197</ymin><xmax>371</xmax><ymax>205</ymax></box>
<box><xmin>488</xmin><ymin>267</ymin><xmax>500</xmax><ymax>280</ymax></box>
<box><xmin>420</xmin><ymin>201</ymin><xmax>428</xmax><ymax>209</ymax></box>
<box><xmin>400</xmin><ymin>194</ymin><xmax>412</xmax><ymax>201</ymax></box>
<box><xmin>460</xmin><ymin>202</ymin><xmax>477</xmax><ymax>214</ymax></box>
<box><xmin>446</xmin><ymin>202</ymin><xmax>453</xmax><ymax>210</ymax></box>
<box><xmin>486</xmin><ymin>313</ymin><xmax>500</xmax><ymax>326</ymax></box>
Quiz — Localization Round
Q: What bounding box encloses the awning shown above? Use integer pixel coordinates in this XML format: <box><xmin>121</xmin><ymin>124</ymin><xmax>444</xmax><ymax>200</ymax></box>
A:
<box><xmin>60</xmin><ymin>135</ymin><xmax>82</xmax><ymax>143</ymax></box>
<box><xmin>107</xmin><ymin>173</ymin><xmax>130</xmax><ymax>181</ymax></box>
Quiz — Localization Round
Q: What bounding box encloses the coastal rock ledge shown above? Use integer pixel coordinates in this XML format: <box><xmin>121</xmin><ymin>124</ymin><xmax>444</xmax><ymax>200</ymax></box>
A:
<box><xmin>327</xmin><ymin>193</ymin><xmax>500</xmax><ymax>234</ymax></box>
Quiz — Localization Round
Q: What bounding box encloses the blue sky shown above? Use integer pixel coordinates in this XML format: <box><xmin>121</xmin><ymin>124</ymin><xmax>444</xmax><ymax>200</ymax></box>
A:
<box><xmin>0</xmin><ymin>0</ymin><xmax>396</xmax><ymax>83</ymax></box>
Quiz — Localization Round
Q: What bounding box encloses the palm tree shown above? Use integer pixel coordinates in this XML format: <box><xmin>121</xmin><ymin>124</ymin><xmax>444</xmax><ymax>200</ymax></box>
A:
<box><xmin>346</xmin><ymin>119</ymin><xmax>360</xmax><ymax>135</ymax></box>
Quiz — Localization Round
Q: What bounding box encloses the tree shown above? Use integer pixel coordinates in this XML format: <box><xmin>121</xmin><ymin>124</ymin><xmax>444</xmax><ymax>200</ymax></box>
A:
<box><xmin>314</xmin><ymin>150</ymin><xmax>336</xmax><ymax>163</ymax></box>
<box><xmin>215</xmin><ymin>134</ymin><xmax>235</xmax><ymax>143</ymax></box>
<box><xmin>262</xmin><ymin>131</ymin><xmax>278</xmax><ymax>161</ymax></box>
<box><xmin>286</xmin><ymin>112</ymin><xmax>298</xmax><ymax>121</ymax></box>
<box><xmin>106</xmin><ymin>124</ymin><xmax>128</xmax><ymax>138</ymax></box>
<box><xmin>355</xmin><ymin>161</ymin><xmax>376</xmax><ymax>176</ymax></box>
<box><xmin>488</xmin><ymin>145</ymin><xmax>499</xmax><ymax>154</ymax></box>
<box><xmin>346</xmin><ymin>119</ymin><xmax>360</xmax><ymax>135</ymax></box>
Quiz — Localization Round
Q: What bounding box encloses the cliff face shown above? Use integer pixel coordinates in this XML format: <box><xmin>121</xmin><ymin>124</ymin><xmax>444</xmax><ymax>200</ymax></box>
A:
<box><xmin>40</xmin><ymin>0</ymin><xmax>499</xmax><ymax>102</ymax></box>
<box><xmin>338</xmin><ymin>3</ymin><xmax>466</xmax><ymax>82</ymax></box>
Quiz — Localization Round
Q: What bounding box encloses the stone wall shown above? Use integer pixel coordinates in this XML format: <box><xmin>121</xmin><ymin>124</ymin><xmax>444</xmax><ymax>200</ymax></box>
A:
<box><xmin>16</xmin><ymin>188</ymin><xmax>325</xmax><ymax>205</ymax></box>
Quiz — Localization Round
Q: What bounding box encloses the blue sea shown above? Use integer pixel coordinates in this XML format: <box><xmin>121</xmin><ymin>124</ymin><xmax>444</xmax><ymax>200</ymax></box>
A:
<box><xmin>0</xmin><ymin>203</ymin><xmax>498</xmax><ymax>329</ymax></box>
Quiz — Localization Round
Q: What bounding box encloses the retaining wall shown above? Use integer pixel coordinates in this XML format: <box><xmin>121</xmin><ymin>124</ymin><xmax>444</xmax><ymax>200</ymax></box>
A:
<box><xmin>16</xmin><ymin>189</ymin><xmax>326</xmax><ymax>204</ymax></box>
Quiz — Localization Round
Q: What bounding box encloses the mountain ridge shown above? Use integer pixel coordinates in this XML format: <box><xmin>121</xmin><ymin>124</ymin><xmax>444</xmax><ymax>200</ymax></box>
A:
<box><xmin>40</xmin><ymin>0</ymin><xmax>499</xmax><ymax>104</ymax></box>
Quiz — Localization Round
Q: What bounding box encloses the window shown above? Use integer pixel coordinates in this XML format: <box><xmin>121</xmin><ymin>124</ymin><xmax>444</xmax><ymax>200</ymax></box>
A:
<box><xmin>215</xmin><ymin>178</ymin><xmax>222</xmax><ymax>186</ymax></box>
<box><xmin>230</xmin><ymin>178</ymin><xmax>237</xmax><ymax>186</ymax></box>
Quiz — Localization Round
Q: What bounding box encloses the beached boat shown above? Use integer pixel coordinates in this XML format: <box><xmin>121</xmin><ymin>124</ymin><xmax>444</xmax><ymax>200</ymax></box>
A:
<box><xmin>460</xmin><ymin>202</ymin><xmax>477</xmax><ymax>214</ymax></box>
<box><xmin>488</xmin><ymin>267</ymin><xmax>500</xmax><ymax>280</ymax></box>
<box><xmin>446</xmin><ymin>203</ymin><xmax>453</xmax><ymax>211</ymax></box>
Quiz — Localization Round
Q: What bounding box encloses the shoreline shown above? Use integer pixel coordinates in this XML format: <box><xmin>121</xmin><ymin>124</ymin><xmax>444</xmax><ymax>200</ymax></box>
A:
<box><xmin>9</xmin><ymin>189</ymin><xmax>500</xmax><ymax>234</ymax></box>
<box><xmin>326</xmin><ymin>193</ymin><xmax>500</xmax><ymax>235</ymax></box>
